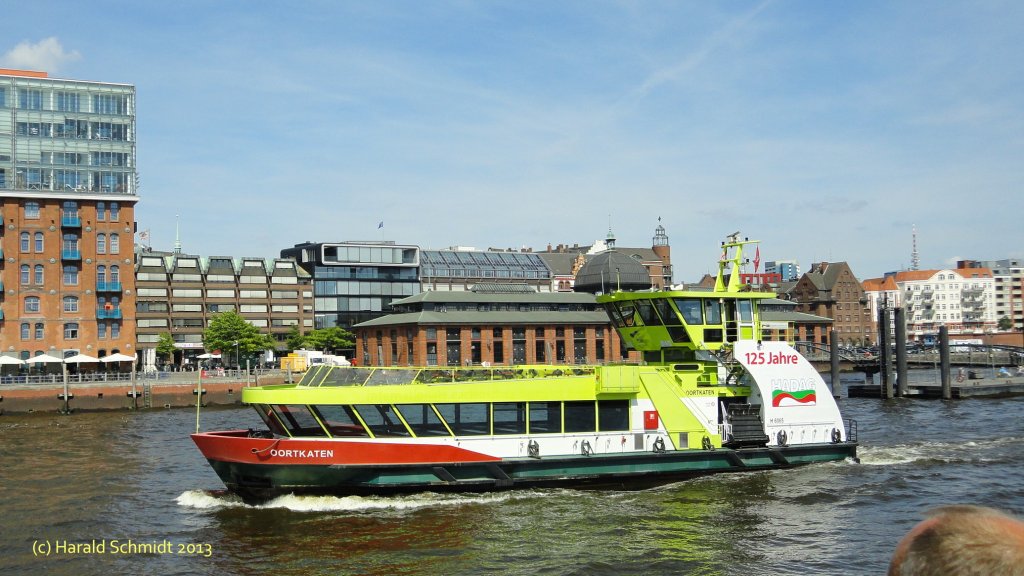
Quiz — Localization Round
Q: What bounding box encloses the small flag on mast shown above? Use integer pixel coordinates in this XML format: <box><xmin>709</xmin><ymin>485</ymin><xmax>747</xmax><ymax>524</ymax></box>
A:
<box><xmin>378</xmin><ymin>221</ymin><xmax>384</xmax><ymax>229</ymax></box>
<box><xmin>754</xmin><ymin>246</ymin><xmax>761</xmax><ymax>273</ymax></box>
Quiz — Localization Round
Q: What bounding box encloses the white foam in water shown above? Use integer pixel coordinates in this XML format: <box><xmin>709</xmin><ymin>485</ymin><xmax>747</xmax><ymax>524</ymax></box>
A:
<box><xmin>177</xmin><ymin>489</ymin><xmax>522</xmax><ymax>513</ymax></box>
<box><xmin>857</xmin><ymin>436</ymin><xmax>1020</xmax><ymax>467</ymax></box>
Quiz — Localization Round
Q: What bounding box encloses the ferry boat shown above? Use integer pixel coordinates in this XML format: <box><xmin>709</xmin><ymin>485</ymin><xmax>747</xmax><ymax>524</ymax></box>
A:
<box><xmin>192</xmin><ymin>236</ymin><xmax>858</xmax><ymax>502</ymax></box>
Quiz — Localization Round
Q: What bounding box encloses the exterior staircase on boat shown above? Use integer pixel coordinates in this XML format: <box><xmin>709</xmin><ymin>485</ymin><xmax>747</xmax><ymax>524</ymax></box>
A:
<box><xmin>723</xmin><ymin>403</ymin><xmax>769</xmax><ymax>448</ymax></box>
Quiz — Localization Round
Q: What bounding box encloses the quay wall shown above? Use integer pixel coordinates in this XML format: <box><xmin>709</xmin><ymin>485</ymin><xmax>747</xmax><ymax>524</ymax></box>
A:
<box><xmin>0</xmin><ymin>374</ymin><xmax>288</xmax><ymax>415</ymax></box>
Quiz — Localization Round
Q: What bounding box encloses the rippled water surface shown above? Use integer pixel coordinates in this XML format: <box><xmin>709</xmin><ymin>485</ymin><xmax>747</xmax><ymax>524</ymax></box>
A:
<box><xmin>2</xmin><ymin>385</ymin><xmax>1023</xmax><ymax>575</ymax></box>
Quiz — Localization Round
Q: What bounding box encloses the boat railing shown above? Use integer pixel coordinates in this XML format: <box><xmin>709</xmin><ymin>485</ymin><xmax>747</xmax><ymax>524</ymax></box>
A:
<box><xmin>298</xmin><ymin>364</ymin><xmax>598</xmax><ymax>387</ymax></box>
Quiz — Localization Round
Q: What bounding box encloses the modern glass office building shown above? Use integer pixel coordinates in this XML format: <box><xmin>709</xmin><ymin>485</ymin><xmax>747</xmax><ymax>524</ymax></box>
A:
<box><xmin>0</xmin><ymin>69</ymin><xmax>138</xmax><ymax>361</ymax></box>
<box><xmin>281</xmin><ymin>241</ymin><xmax>420</xmax><ymax>330</ymax></box>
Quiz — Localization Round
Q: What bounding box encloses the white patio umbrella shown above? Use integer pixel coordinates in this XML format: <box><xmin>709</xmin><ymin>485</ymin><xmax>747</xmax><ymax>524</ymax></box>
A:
<box><xmin>0</xmin><ymin>355</ymin><xmax>25</xmax><ymax>366</ymax></box>
<box><xmin>196</xmin><ymin>353</ymin><xmax>221</xmax><ymax>359</ymax></box>
<box><xmin>100</xmin><ymin>353</ymin><xmax>137</xmax><ymax>363</ymax></box>
<box><xmin>63</xmin><ymin>353</ymin><xmax>100</xmax><ymax>364</ymax></box>
<box><xmin>26</xmin><ymin>353</ymin><xmax>63</xmax><ymax>364</ymax></box>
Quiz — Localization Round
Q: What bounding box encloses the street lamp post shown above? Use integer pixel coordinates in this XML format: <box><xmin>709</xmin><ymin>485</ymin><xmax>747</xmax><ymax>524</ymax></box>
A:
<box><xmin>234</xmin><ymin>341</ymin><xmax>240</xmax><ymax>370</ymax></box>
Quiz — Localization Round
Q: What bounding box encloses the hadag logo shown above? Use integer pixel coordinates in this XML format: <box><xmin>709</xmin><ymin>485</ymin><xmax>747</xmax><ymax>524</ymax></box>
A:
<box><xmin>772</xmin><ymin>389</ymin><xmax>817</xmax><ymax>407</ymax></box>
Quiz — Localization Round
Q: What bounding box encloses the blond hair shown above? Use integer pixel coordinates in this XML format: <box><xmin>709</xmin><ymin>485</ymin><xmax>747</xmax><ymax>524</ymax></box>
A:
<box><xmin>890</xmin><ymin>505</ymin><xmax>1024</xmax><ymax>576</ymax></box>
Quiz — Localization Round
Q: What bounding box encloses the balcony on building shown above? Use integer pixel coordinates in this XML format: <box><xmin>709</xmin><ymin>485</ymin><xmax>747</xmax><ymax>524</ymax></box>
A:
<box><xmin>61</xmin><ymin>211</ymin><xmax>82</xmax><ymax>228</ymax></box>
<box><xmin>97</xmin><ymin>281</ymin><xmax>123</xmax><ymax>292</ymax></box>
<box><xmin>62</xmin><ymin>249</ymin><xmax>82</xmax><ymax>260</ymax></box>
<box><xmin>97</xmin><ymin>308</ymin><xmax>123</xmax><ymax>320</ymax></box>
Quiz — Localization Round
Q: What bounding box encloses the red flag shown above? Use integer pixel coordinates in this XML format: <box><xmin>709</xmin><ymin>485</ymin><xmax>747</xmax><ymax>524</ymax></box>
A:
<box><xmin>754</xmin><ymin>246</ymin><xmax>761</xmax><ymax>272</ymax></box>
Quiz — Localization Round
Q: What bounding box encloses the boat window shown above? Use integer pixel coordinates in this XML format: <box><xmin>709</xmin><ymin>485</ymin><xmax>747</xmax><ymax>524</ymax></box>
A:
<box><xmin>664</xmin><ymin>348</ymin><xmax>696</xmax><ymax>362</ymax></box>
<box><xmin>435</xmin><ymin>403</ymin><xmax>491</xmax><ymax>435</ymax></box>
<box><xmin>654</xmin><ymin>299</ymin><xmax>682</xmax><ymax>325</ymax></box>
<box><xmin>738</xmin><ymin>300</ymin><xmax>753</xmax><ymax>322</ymax></box>
<box><xmin>253</xmin><ymin>404</ymin><xmax>289</xmax><ymax>437</ymax></box>
<box><xmin>313</xmin><ymin>405</ymin><xmax>369</xmax><ymax>437</ymax></box>
<box><xmin>674</xmin><ymin>299</ymin><xmax>703</xmax><ymax>325</ymax></box>
<box><xmin>598</xmin><ymin>400</ymin><xmax>630</xmax><ymax>431</ymax></box>
<box><xmin>528</xmin><ymin>402</ymin><xmax>562</xmax><ymax>434</ymax></box>
<box><xmin>493</xmin><ymin>402</ymin><xmax>527</xmax><ymax>435</ymax></box>
<box><xmin>635</xmin><ymin>300</ymin><xmax>663</xmax><ymax>326</ymax></box>
<box><xmin>666</xmin><ymin>326</ymin><xmax>691</xmax><ymax>343</ymax></box>
<box><xmin>564</xmin><ymin>401</ymin><xmax>596</xmax><ymax>433</ymax></box>
<box><xmin>612</xmin><ymin>302</ymin><xmax>639</xmax><ymax>327</ymax></box>
<box><xmin>603</xmin><ymin>303</ymin><xmax>625</xmax><ymax>328</ymax></box>
<box><xmin>353</xmin><ymin>404</ymin><xmax>411</xmax><ymax>437</ymax></box>
<box><xmin>704</xmin><ymin>299</ymin><xmax>722</xmax><ymax>325</ymax></box>
<box><xmin>271</xmin><ymin>405</ymin><xmax>329</xmax><ymax>437</ymax></box>
<box><xmin>395</xmin><ymin>404</ymin><xmax>451</xmax><ymax>437</ymax></box>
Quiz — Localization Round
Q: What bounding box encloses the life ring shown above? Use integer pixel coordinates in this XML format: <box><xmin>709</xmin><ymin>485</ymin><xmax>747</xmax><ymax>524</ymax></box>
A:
<box><xmin>777</xmin><ymin>430</ymin><xmax>788</xmax><ymax>447</ymax></box>
<box><xmin>831</xmin><ymin>428</ymin><xmax>841</xmax><ymax>444</ymax></box>
<box><xmin>652</xmin><ymin>437</ymin><xmax>666</xmax><ymax>453</ymax></box>
<box><xmin>528</xmin><ymin>439</ymin><xmax>540</xmax><ymax>458</ymax></box>
<box><xmin>581</xmin><ymin>440</ymin><xmax>593</xmax><ymax>456</ymax></box>
<box><xmin>702</xmin><ymin>436</ymin><xmax>713</xmax><ymax>451</ymax></box>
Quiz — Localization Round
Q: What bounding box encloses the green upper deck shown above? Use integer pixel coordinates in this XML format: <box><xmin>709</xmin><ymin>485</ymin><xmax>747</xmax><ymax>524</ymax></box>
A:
<box><xmin>596</xmin><ymin>237</ymin><xmax>773</xmax><ymax>357</ymax></box>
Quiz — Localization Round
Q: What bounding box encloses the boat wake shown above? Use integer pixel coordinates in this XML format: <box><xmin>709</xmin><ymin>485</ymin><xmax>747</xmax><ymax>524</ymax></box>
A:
<box><xmin>857</xmin><ymin>436</ymin><xmax>1023</xmax><ymax>466</ymax></box>
<box><xmin>176</xmin><ymin>489</ymin><xmax>527</xmax><ymax>513</ymax></box>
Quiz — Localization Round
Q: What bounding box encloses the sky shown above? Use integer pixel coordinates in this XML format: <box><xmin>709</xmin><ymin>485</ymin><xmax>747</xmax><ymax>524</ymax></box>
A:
<box><xmin>3</xmin><ymin>1</ymin><xmax>1023</xmax><ymax>282</ymax></box>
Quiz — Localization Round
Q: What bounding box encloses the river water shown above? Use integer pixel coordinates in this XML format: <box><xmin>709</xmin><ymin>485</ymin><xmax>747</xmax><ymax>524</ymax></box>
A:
<box><xmin>2</xmin><ymin>375</ymin><xmax>1023</xmax><ymax>576</ymax></box>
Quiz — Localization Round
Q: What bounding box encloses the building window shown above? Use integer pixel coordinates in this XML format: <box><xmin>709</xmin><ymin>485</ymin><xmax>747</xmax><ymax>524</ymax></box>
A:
<box><xmin>34</xmin><ymin>232</ymin><xmax>44</xmax><ymax>252</ymax></box>
<box><xmin>35</xmin><ymin>323</ymin><xmax>44</xmax><ymax>339</ymax></box>
<box><xmin>63</xmin><ymin>265</ymin><xmax>79</xmax><ymax>286</ymax></box>
<box><xmin>20</xmin><ymin>264</ymin><xmax>29</xmax><ymax>285</ymax></box>
<box><xmin>20</xmin><ymin>232</ymin><xmax>30</xmax><ymax>252</ymax></box>
<box><xmin>98</xmin><ymin>322</ymin><xmax>107</xmax><ymax>339</ymax></box>
<box><xmin>97</xmin><ymin>233</ymin><xmax>106</xmax><ymax>254</ymax></box>
<box><xmin>25</xmin><ymin>297</ymin><xmax>40</xmax><ymax>313</ymax></box>
<box><xmin>63</xmin><ymin>296</ymin><xmax>79</xmax><ymax>313</ymax></box>
<box><xmin>34</xmin><ymin>264</ymin><xmax>44</xmax><ymax>284</ymax></box>
<box><xmin>111</xmin><ymin>323</ymin><xmax>120</xmax><ymax>339</ymax></box>
<box><xmin>97</xmin><ymin>265</ymin><xmax>106</xmax><ymax>284</ymax></box>
<box><xmin>24</xmin><ymin>201</ymin><xmax>40</xmax><ymax>219</ymax></box>
<box><xmin>64</xmin><ymin>323</ymin><xmax>80</xmax><ymax>340</ymax></box>
<box><xmin>110</xmin><ymin>202</ymin><xmax>119</xmax><ymax>221</ymax></box>
<box><xmin>97</xmin><ymin>201</ymin><xmax>106</xmax><ymax>220</ymax></box>
<box><xmin>110</xmin><ymin>233</ymin><xmax>119</xmax><ymax>254</ymax></box>
<box><xmin>21</xmin><ymin>323</ymin><xmax>30</xmax><ymax>340</ymax></box>
<box><xmin>18</xmin><ymin>89</ymin><xmax>43</xmax><ymax>110</ymax></box>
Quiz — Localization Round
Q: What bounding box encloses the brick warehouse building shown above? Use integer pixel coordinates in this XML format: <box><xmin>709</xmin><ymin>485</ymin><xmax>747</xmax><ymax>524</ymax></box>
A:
<box><xmin>0</xmin><ymin>69</ymin><xmax>137</xmax><ymax>361</ymax></box>
<box><xmin>352</xmin><ymin>287</ymin><xmax>635</xmax><ymax>367</ymax></box>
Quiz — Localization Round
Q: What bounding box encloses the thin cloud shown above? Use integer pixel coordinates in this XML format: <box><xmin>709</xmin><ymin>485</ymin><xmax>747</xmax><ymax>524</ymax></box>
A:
<box><xmin>1</xmin><ymin>37</ymin><xmax>81</xmax><ymax>73</ymax></box>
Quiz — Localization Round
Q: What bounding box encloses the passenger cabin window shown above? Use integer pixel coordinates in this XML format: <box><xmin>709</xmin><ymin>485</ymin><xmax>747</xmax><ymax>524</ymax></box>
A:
<box><xmin>270</xmin><ymin>405</ymin><xmax>328</xmax><ymax>437</ymax></box>
<box><xmin>254</xmin><ymin>404</ymin><xmax>290</xmax><ymax>436</ymax></box>
<box><xmin>738</xmin><ymin>300</ymin><xmax>753</xmax><ymax>322</ymax></box>
<box><xmin>395</xmin><ymin>404</ymin><xmax>451</xmax><ymax>437</ymax></box>
<box><xmin>354</xmin><ymin>404</ymin><xmax>411</xmax><ymax>437</ymax></box>
<box><xmin>612</xmin><ymin>302</ymin><xmax>639</xmax><ymax>327</ymax></box>
<box><xmin>675</xmin><ymin>299</ymin><xmax>703</xmax><ymax>325</ymax></box>
<box><xmin>528</xmin><ymin>402</ymin><xmax>562</xmax><ymax>434</ymax></box>
<box><xmin>492</xmin><ymin>402</ymin><xmax>527</xmax><ymax>434</ymax></box>
<box><xmin>654</xmin><ymin>299</ymin><xmax>682</xmax><ymax>325</ymax></box>
<box><xmin>598</xmin><ymin>400</ymin><xmax>630</xmax><ymax>431</ymax></box>
<box><xmin>314</xmin><ymin>405</ymin><xmax>369</xmax><ymax>437</ymax></box>
<box><xmin>435</xmin><ymin>403</ymin><xmax>490</xmax><ymax>435</ymax></box>
<box><xmin>564</xmin><ymin>401</ymin><xmax>596</xmax><ymax>433</ymax></box>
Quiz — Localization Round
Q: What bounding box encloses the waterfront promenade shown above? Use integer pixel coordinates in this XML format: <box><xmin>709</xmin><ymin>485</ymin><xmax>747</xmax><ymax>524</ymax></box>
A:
<box><xmin>0</xmin><ymin>369</ymin><xmax>289</xmax><ymax>414</ymax></box>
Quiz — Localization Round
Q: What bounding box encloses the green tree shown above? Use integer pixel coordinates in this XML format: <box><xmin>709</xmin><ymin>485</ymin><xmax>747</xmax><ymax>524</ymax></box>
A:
<box><xmin>304</xmin><ymin>326</ymin><xmax>355</xmax><ymax>353</ymax></box>
<box><xmin>203</xmin><ymin>311</ymin><xmax>276</xmax><ymax>366</ymax></box>
<box><xmin>999</xmin><ymin>316</ymin><xmax>1013</xmax><ymax>331</ymax></box>
<box><xmin>285</xmin><ymin>325</ymin><xmax>307</xmax><ymax>351</ymax></box>
<box><xmin>156</xmin><ymin>332</ymin><xmax>176</xmax><ymax>363</ymax></box>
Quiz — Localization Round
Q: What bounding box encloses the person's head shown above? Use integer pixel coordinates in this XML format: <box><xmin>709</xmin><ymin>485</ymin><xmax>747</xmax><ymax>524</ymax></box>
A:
<box><xmin>889</xmin><ymin>505</ymin><xmax>1024</xmax><ymax>576</ymax></box>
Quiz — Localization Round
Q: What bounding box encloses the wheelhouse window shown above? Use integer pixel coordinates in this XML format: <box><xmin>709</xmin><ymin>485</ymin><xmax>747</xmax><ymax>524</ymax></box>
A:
<box><xmin>674</xmin><ymin>299</ymin><xmax>703</xmax><ymax>325</ymax></box>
